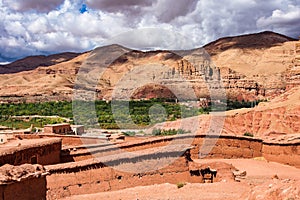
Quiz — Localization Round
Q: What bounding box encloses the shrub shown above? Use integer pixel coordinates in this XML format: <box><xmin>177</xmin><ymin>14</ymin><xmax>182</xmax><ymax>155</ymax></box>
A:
<box><xmin>176</xmin><ymin>182</ymin><xmax>186</xmax><ymax>189</ymax></box>
<box><xmin>152</xmin><ymin>128</ymin><xmax>190</xmax><ymax>136</ymax></box>
<box><xmin>152</xmin><ymin>128</ymin><xmax>162</xmax><ymax>136</ymax></box>
<box><xmin>244</xmin><ymin>132</ymin><xmax>254</xmax><ymax>137</ymax></box>
<box><xmin>122</xmin><ymin>131</ymin><xmax>136</xmax><ymax>137</ymax></box>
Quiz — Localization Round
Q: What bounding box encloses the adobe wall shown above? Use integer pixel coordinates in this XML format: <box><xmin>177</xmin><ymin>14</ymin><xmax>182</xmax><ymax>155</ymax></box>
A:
<box><xmin>15</xmin><ymin>134</ymin><xmax>103</xmax><ymax>147</ymax></box>
<box><xmin>62</xmin><ymin>134</ymin><xmax>299</xmax><ymax>169</ymax></box>
<box><xmin>0</xmin><ymin>176</ymin><xmax>47</xmax><ymax>200</ymax></box>
<box><xmin>15</xmin><ymin>133</ymin><xmax>300</xmax><ymax>168</ymax></box>
<box><xmin>0</xmin><ymin>164</ymin><xmax>47</xmax><ymax>200</ymax></box>
<box><xmin>262</xmin><ymin>142</ymin><xmax>300</xmax><ymax>168</ymax></box>
<box><xmin>46</xmin><ymin>145</ymin><xmax>235</xmax><ymax>199</ymax></box>
<box><xmin>0</xmin><ymin>138</ymin><xmax>61</xmax><ymax>166</ymax></box>
<box><xmin>190</xmin><ymin>136</ymin><xmax>263</xmax><ymax>160</ymax></box>
<box><xmin>46</xmin><ymin>158</ymin><xmax>190</xmax><ymax>199</ymax></box>
<box><xmin>63</xmin><ymin>135</ymin><xmax>263</xmax><ymax>162</ymax></box>
<box><xmin>44</xmin><ymin>124</ymin><xmax>72</xmax><ymax>134</ymax></box>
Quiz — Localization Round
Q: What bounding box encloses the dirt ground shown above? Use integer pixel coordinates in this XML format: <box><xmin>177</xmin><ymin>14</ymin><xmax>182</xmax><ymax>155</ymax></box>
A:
<box><xmin>62</xmin><ymin>159</ymin><xmax>300</xmax><ymax>200</ymax></box>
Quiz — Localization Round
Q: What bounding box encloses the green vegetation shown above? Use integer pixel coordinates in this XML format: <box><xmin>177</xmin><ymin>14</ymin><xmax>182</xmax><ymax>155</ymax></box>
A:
<box><xmin>0</xmin><ymin>99</ymin><xmax>266</xmax><ymax>129</ymax></box>
<box><xmin>152</xmin><ymin>128</ymin><xmax>189</xmax><ymax>136</ymax></box>
<box><xmin>176</xmin><ymin>182</ymin><xmax>186</xmax><ymax>189</ymax></box>
<box><xmin>224</xmin><ymin>99</ymin><xmax>267</xmax><ymax>111</ymax></box>
<box><xmin>0</xmin><ymin>99</ymin><xmax>201</xmax><ymax>129</ymax></box>
<box><xmin>0</xmin><ymin>101</ymin><xmax>73</xmax><ymax>117</ymax></box>
<box><xmin>122</xmin><ymin>131</ymin><xmax>136</xmax><ymax>137</ymax></box>
<box><xmin>244</xmin><ymin>132</ymin><xmax>254</xmax><ymax>137</ymax></box>
<box><xmin>0</xmin><ymin>116</ymin><xmax>68</xmax><ymax>129</ymax></box>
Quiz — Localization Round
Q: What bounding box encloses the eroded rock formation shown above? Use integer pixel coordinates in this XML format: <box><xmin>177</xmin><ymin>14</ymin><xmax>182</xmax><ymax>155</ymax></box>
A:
<box><xmin>0</xmin><ymin>31</ymin><xmax>298</xmax><ymax>102</ymax></box>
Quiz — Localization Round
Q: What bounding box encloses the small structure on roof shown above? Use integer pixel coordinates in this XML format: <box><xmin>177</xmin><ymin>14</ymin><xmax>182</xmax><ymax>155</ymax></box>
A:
<box><xmin>43</xmin><ymin>123</ymin><xmax>73</xmax><ymax>135</ymax></box>
<box><xmin>0</xmin><ymin>134</ymin><xmax>8</xmax><ymax>144</ymax></box>
<box><xmin>71</xmin><ymin>125</ymin><xmax>84</xmax><ymax>135</ymax></box>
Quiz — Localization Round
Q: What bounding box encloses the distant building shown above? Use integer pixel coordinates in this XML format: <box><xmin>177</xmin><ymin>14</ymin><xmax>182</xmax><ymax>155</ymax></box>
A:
<box><xmin>71</xmin><ymin>125</ymin><xmax>85</xmax><ymax>135</ymax></box>
<box><xmin>44</xmin><ymin>123</ymin><xmax>73</xmax><ymax>135</ymax></box>
<box><xmin>0</xmin><ymin>134</ymin><xmax>8</xmax><ymax>144</ymax></box>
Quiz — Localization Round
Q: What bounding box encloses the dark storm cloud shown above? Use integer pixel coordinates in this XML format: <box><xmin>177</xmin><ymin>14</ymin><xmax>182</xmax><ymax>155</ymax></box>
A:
<box><xmin>3</xmin><ymin>0</ymin><xmax>64</xmax><ymax>12</ymax></box>
<box><xmin>149</xmin><ymin>0</ymin><xmax>198</xmax><ymax>23</ymax></box>
<box><xmin>86</xmin><ymin>0</ymin><xmax>153</xmax><ymax>13</ymax></box>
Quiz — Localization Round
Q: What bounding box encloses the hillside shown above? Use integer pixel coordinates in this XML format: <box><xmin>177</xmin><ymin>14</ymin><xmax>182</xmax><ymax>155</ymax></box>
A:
<box><xmin>0</xmin><ymin>52</ymin><xmax>82</xmax><ymax>74</ymax></box>
<box><xmin>0</xmin><ymin>31</ymin><xmax>299</xmax><ymax>103</ymax></box>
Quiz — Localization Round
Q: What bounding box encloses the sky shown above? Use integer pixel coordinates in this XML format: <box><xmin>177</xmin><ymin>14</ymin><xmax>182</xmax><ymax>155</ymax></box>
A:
<box><xmin>0</xmin><ymin>0</ymin><xmax>299</xmax><ymax>62</ymax></box>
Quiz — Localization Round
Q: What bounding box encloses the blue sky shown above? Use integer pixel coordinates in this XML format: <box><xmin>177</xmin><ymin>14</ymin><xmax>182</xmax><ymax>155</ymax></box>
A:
<box><xmin>0</xmin><ymin>0</ymin><xmax>299</xmax><ymax>62</ymax></box>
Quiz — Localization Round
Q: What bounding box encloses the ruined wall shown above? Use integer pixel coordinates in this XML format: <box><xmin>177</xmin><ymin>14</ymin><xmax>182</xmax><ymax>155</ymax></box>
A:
<box><xmin>15</xmin><ymin>134</ymin><xmax>102</xmax><ymax>147</ymax></box>
<box><xmin>62</xmin><ymin>134</ymin><xmax>299</xmax><ymax>169</ymax></box>
<box><xmin>46</xmin><ymin>146</ymin><xmax>203</xmax><ymax>199</ymax></box>
<box><xmin>46</xmin><ymin>145</ymin><xmax>237</xmax><ymax>199</ymax></box>
<box><xmin>16</xmin><ymin>133</ymin><xmax>300</xmax><ymax>169</ymax></box>
<box><xmin>0</xmin><ymin>139</ymin><xmax>61</xmax><ymax>166</ymax></box>
<box><xmin>46</xmin><ymin>158</ymin><xmax>192</xmax><ymax>199</ymax></box>
<box><xmin>0</xmin><ymin>164</ymin><xmax>47</xmax><ymax>200</ymax></box>
<box><xmin>63</xmin><ymin>135</ymin><xmax>263</xmax><ymax>162</ymax></box>
<box><xmin>262</xmin><ymin>142</ymin><xmax>300</xmax><ymax>168</ymax></box>
<box><xmin>0</xmin><ymin>176</ymin><xmax>47</xmax><ymax>200</ymax></box>
<box><xmin>190</xmin><ymin>136</ymin><xmax>263</xmax><ymax>160</ymax></box>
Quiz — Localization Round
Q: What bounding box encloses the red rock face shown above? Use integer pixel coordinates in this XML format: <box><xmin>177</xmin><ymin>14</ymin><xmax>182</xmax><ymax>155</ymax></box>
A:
<box><xmin>246</xmin><ymin>179</ymin><xmax>300</xmax><ymax>200</ymax></box>
<box><xmin>223</xmin><ymin>106</ymin><xmax>300</xmax><ymax>137</ymax></box>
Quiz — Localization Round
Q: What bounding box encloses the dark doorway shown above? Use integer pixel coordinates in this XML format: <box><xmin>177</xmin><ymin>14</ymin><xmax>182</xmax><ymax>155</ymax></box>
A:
<box><xmin>31</xmin><ymin>156</ymin><xmax>38</xmax><ymax>164</ymax></box>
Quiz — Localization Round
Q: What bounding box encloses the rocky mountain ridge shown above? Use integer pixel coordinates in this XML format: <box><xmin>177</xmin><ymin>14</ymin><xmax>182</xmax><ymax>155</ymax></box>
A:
<box><xmin>0</xmin><ymin>31</ymin><xmax>299</xmax><ymax>103</ymax></box>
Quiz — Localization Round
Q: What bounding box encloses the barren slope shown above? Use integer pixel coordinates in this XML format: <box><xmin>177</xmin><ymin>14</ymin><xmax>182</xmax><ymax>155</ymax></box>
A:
<box><xmin>0</xmin><ymin>31</ymin><xmax>298</xmax><ymax>103</ymax></box>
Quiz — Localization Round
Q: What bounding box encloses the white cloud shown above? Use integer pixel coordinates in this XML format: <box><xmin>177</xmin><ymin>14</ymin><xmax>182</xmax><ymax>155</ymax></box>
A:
<box><xmin>257</xmin><ymin>5</ymin><xmax>300</xmax><ymax>36</ymax></box>
<box><xmin>0</xmin><ymin>0</ymin><xmax>299</xmax><ymax>62</ymax></box>
<box><xmin>105</xmin><ymin>28</ymin><xmax>194</xmax><ymax>50</ymax></box>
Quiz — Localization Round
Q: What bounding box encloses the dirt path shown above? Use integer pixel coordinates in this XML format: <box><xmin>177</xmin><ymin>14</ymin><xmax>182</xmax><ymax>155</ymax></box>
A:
<box><xmin>63</xmin><ymin>182</ymin><xmax>250</xmax><ymax>200</ymax></box>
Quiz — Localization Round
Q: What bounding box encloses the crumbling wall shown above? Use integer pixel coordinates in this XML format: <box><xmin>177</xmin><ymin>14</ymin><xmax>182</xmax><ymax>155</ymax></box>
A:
<box><xmin>62</xmin><ymin>135</ymin><xmax>299</xmax><ymax>169</ymax></box>
<box><xmin>190</xmin><ymin>136</ymin><xmax>263</xmax><ymax>160</ymax></box>
<box><xmin>0</xmin><ymin>176</ymin><xmax>47</xmax><ymax>200</ymax></box>
<box><xmin>46</xmin><ymin>157</ymin><xmax>191</xmax><ymax>199</ymax></box>
<box><xmin>63</xmin><ymin>135</ymin><xmax>263</xmax><ymax>162</ymax></box>
<box><xmin>46</xmin><ymin>145</ymin><xmax>235</xmax><ymax>199</ymax></box>
<box><xmin>262</xmin><ymin>142</ymin><xmax>300</xmax><ymax>168</ymax></box>
<box><xmin>15</xmin><ymin>134</ymin><xmax>103</xmax><ymax>147</ymax></box>
<box><xmin>0</xmin><ymin>139</ymin><xmax>61</xmax><ymax>166</ymax></box>
<box><xmin>16</xmin><ymin>134</ymin><xmax>300</xmax><ymax>169</ymax></box>
<box><xmin>0</xmin><ymin>164</ymin><xmax>47</xmax><ymax>200</ymax></box>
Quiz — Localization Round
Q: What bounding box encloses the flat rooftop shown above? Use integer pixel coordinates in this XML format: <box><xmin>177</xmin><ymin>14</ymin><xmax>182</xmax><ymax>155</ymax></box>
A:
<box><xmin>44</xmin><ymin>123</ymin><xmax>71</xmax><ymax>127</ymax></box>
<box><xmin>0</xmin><ymin>138</ymin><xmax>61</xmax><ymax>156</ymax></box>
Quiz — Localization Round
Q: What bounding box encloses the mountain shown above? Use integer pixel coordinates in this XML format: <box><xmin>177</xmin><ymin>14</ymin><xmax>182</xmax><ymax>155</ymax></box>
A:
<box><xmin>0</xmin><ymin>52</ymin><xmax>81</xmax><ymax>74</ymax></box>
<box><xmin>0</xmin><ymin>31</ymin><xmax>299</xmax><ymax>103</ymax></box>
